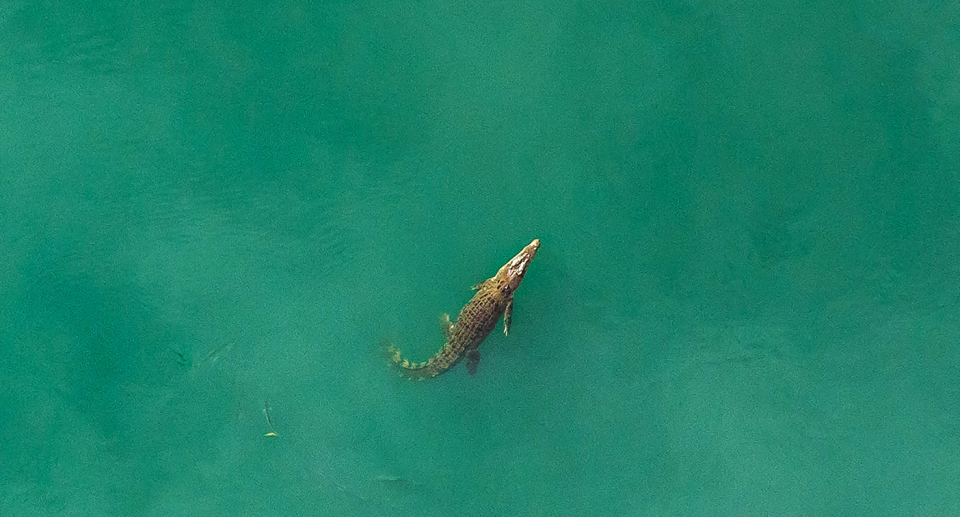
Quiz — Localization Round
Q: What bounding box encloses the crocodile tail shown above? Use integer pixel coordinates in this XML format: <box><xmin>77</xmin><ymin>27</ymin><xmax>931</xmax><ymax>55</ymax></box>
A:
<box><xmin>384</xmin><ymin>339</ymin><xmax>466</xmax><ymax>380</ymax></box>
<box><xmin>384</xmin><ymin>343</ymin><xmax>440</xmax><ymax>381</ymax></box>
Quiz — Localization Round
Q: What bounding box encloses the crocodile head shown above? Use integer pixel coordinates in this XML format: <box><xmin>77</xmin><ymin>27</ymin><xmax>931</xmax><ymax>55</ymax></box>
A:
<box><xmin>495</xmin><ymin>239</ymin><xmax>540</xmax><ymax>293</ymax></box>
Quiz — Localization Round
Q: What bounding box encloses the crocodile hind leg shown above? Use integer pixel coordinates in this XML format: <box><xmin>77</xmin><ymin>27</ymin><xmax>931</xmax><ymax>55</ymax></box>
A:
<box><xmin>440</xmin><ymin>313</ymin><xmax>454</xmax><ymax>338</ymax></box>
<box><xmin>466</xmin><ymin>350</ymin><xmax>481</xmax><ymax>375</ymax></box>
<box><xmin>503</xmin><ymin>297</ymin><xmax>514</xmax><ymax>336</ymax></box>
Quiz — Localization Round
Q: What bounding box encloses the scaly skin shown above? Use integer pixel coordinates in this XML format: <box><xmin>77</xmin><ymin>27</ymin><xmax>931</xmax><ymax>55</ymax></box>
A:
<box><xmin>387</xmin><ymin>239</ymin><xmax>540</xmax><ymax>380</ymax></box>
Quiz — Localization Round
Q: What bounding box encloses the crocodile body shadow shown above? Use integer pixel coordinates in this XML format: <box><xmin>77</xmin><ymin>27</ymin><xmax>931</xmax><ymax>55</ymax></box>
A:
<box><xmin>386</xmin><ymin>239</ymin><xmax>540</xmax><ymax>380</ymax></box>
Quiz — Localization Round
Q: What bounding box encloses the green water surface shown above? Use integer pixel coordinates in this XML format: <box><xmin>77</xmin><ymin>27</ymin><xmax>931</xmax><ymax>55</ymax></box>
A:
<box><xmin>2</xmin><ymin>1</ymin><xmax>958</xmax><ymax>516</ymax></box>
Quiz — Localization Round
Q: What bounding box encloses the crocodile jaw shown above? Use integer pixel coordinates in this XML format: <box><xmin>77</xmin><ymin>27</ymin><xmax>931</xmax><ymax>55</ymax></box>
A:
<box><xmin>496</xmin><ymin>239</ymin><xmax>540</xmax><ymax>290</ymax></box>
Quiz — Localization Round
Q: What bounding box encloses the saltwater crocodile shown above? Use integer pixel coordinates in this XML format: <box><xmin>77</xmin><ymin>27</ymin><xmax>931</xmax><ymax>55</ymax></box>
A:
<box><xmin>387</xmin><ymin>239</ymin><xmax>541</xmax><ymax>380</ymax></box>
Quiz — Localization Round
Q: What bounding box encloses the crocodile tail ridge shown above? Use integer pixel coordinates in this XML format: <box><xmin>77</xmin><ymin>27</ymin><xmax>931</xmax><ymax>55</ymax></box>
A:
<box><xmin>383</xmin><ymin>342</ymin><xmax>439</xmax><ymax>381</ymax></box>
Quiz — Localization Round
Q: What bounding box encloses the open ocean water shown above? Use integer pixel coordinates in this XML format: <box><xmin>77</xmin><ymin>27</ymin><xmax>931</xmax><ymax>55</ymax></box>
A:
<box><xmin>2</xmin><ymin>1</ymin><xmax>958</xmax><ymax>516</ymax></box>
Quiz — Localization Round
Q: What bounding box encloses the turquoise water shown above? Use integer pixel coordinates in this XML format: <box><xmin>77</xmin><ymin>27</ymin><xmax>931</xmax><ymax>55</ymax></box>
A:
<box><xmin>2</xmin><ymin>1</ymin><xmax>958</xmax><ymax>515</ymax></box>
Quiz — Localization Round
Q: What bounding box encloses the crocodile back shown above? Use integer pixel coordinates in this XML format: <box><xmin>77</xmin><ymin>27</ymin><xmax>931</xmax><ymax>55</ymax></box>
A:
<box><xmin>451</xmin><ymin>285</ymin><xmax>508</xmax><ymax>350</ymax></box>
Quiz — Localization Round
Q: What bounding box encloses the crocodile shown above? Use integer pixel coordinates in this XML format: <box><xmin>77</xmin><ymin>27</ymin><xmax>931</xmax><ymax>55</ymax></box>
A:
<box><xmin>387</xmin><ymin>239</ymin><xmax>541</xmax><ymax>380</ymax></box>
